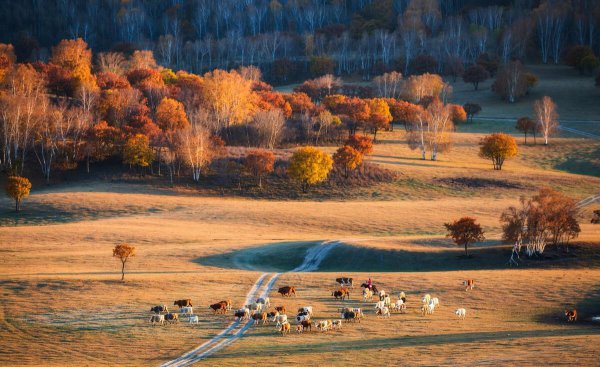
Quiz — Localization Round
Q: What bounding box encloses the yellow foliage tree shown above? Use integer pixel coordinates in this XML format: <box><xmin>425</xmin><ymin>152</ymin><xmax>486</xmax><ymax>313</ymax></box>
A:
<box><xmin>479</xmin><ymin>132</ymin><xmax>518</xmax><ymax>170</ymax></box>
<box><xmin>156</xmin><ymin>97</ymin><xmax>190</xmax><ymax>132</ymax></box>
<box><xmin>288</xmin><ymin>146</ymin><xmax>333</xmax><ymax>192</ymax></box>
<box><xmin>113</xmin><ymin>243</ymin><xmax>136</xmax><ymax>281</ymax></box>
<box><xmin>123</xmin><ymin>134</ymin><xmax>154</xmax><ymax>171</ymax></box>
<box><xmin>50</xmin><ymin>38</ymin><xmax>96</xmax><ymax>90</ymax></box>
<box><xmin>200</xmin><ymin>69</ymin><xmax>256</xmax><ymax>128</ymax></box>
<box><xmin>5</xmin><ymin>176</ymin><xmax>31</xmax><ymax>212</ymax></box>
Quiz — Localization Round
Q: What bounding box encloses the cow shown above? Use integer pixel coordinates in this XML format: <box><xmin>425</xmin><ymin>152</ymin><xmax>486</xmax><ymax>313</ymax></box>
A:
<box><xmin>189</xmin><ymin>315</ymin><xmax>200</xmax><ymax>324</ymax></box>
<box><xmin>378</xmin><ymin>290</ymin><xmax>387</xmax><ymax>301</ymax></box>
<box><xmin>218</xmin><ymin>300</ymin><xmax>232</xmax><ymax>311</ymax></box>
<box><xmin>275</xmin><ymin>314</ymin><xmax>288</xmax><ymax>327</ymax></box>
<box><xmin>278</xmin><ymin>286</ymin><xmax>296</xmax><ymax>297</ymax></box>
<box><xmin>340</xmin><ymin>307</ymin><xmax>363</xmax><ymax>317</ymax></box>
<box><xmin>275</xmin><ymin>306</ymin><xmax>286</xmax><ymax>314</ymax></box>
<box><xmin>332</xmin><ymin>290</ymin><xmax>347</xmax><ymax>300</ymax></box>
<box><xmin>278</xmin><ymin>321</ymin><xmax>290</xmax><ymax>336</ymax></box>
<box><xmin>398</xmin><ymin>291</ymin><xmax>406</xmax><ymax>303</ymax></box>
<box><xmin>297</xmin><ymin>306</ymin><xmax>313</xmax><ymax>316</ymax></box>
<box><xmin>336</xmin><ymin>277</ymin><xmax>353</xmax><ymax>288</ymax></box>
<box><xmin>463</xmin><ymin>279</ymin><xmax>475</xmax><ymax>291</ymax></box>
<box><xmin>174</xmin><ymin>299</ymin><xmax>192</xmax><ymax>308</ymax></box>
<box><xmin>391</xmin><ymin>300</ymin><xmax>406</xmax><ymax>313</ymax></box>
<box><xmin>332</xmin><ymin>320</ymin><xmax>343</xmax><ymax>330</ymax></box>
<box><xmin>431</xmin><ymin>297</ymin><xmax>440</xmax><ymax>308</ymax></box>
<box><xmin>150</xmin><ymin>305</ymin><xmax>168</xmax><ymax>314</ymax></box>
<box><xmin>235</xmin><ymin>308</ymin><xmax>250</xmax><ymax>321</ymax></box>
<box><xmin>252</xmin><ymin>312</ymin><xmax>267</xmax><ymax>325</ymax></box>
<box><xmin>383</xmin><ymin>294</ymin><xmax>391</xmax><ymax>307</ymax></box>
<box><xmin>256</xmin><ymin>297</ymin><xmax>270</xmax><ymax>307</ymax></box>
<box><xmin>342</xmin><ymin>310</ymin><xmax>361</xmax><ymax>323</ymax></box>
<box><xmin>565</xmin><ymin>309</ymin><xmax>577</xmax><ymax>322</ymax></box>
<box><xmin>296</xmin><ymin>314</ymin><xmax>310</xmax><ymax>323</ymax></box>
<box><xmin>150</xmin><ymin>314</ymin><xmax>164</xmax><ymax>325</ymax></box>
<box><xmin>296</xmin><ymin>324</ymin><xmax>304</xmax><ymax>333</ymax></box>
<box><xmin>300</xmin><ymin>320</ymin><xmax>312</xmax><ymax>331</ymax></box>
<box><xmin>422</xmin><ymin>294</ymin><xmax>431</xmax><ymax>305</ymax></box>
<box><xmin>315</xmin><ymin>320</ymin><xmax>332</xmax><ymax>332</ymax></box>
<box><xmin>455</xmin><ymin>308</ymin><xmax>466</xmax><ymax>319</ymax></box>
<box><xmin>375</xmin><ymin>301</ymin><xmax>385</xmax><ymax>310</ymax></box>
<box><xmin>165</xmin><ymin>313</ymin><xmax>179</xmax><ymax>324</ymax></box>
<box><xmin>209</xmin><ymin>302</ymin><xmax>227</xmax><ymax>314</ymax></box>
<box><xmin>362</xmin><ymin>288</ymin><xmax>373</xmax><ymax>302</ymax></box>
<box><xmin>180</xmin><ymin>306</ymin><xmax>193</xmax><ymax>316</ymax></box>
<box><xmin>421</xmin><ymin>300</ymin><xmax>436</xmax><ymax>315</ymax></box>
<box><xmin>267</xmin><ymin>311</ymin><xmax>279</xmax><ymax>323</ymax></box>
<box><xmin>376</xmin><ymin>306</ymin><xmax>390</xmax><ymax>318</ymax></box>
<box><xmin>247</xmin><ymin>302</ymin><xmax>263</xmax><ymax>313</ymax></box>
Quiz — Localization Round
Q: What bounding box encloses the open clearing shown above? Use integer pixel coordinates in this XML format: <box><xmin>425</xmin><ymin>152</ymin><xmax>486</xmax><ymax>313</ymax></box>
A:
<box><xmin>1</xmin><ymin>117</ymin><xmax>599</xmax><ymax>366</ymax></box>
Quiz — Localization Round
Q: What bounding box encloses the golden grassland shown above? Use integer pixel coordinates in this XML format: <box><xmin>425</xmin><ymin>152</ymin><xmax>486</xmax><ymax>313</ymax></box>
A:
<box><xmin>1</xmin><ymin>123</ymin><xmax>599</xmax><ymax>366</ymax></box>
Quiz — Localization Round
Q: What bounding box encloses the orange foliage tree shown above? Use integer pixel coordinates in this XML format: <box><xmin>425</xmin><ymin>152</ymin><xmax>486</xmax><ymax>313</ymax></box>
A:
<box><xmin>479</xmin><ymin>133</ymin><xmax>518</xmax><ymax>170</ymax></box>
<box><xmin>244</xmin><ymin>149</ymin><xmax>275</xmax><ymax>188</ymax></box>
<box><xmin>365</xmin><ymin>98</ymin><xmax>392</xmax><ymax>141</ymax></box>
<box><xmin>345</xmin><ymin>134</ymin><xmax>373</xmax><ymax>155</ymax></box>
<box><xmin>5</xmin><ymin>176</ymin><xmax>31</xmax><ymax>212</ymax></box>
<box><xmin>50</xmin><ymin>38</ymin><xmax>96</xmax><ymax>91</ymax></box>
<box><xmin>113</xmin><ymin>243</ymin><xmax>136</xmax><ymax>281</ymax></box>
<box><xmin>333</xmin><ymin>145</ymin><xmax>363</xmax><ymax>177</ymax></box>
<box><xmin>444</xmin><ymin>217</ymin><xmax>485</xmax><ymax>256</ymax></box>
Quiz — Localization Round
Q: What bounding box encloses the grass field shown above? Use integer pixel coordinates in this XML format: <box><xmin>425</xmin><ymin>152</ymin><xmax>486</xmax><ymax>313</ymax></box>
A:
<box><xmin>1</xmin><ymin>92</ymin><xmax>600</xmax><ymax>366</ymax></box>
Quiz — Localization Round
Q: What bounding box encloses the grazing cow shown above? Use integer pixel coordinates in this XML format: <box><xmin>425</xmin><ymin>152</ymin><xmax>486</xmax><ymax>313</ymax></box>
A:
<box><xmin>332</xmin><ymin>320</ymin><xmax>343</xmax><ymax>330</ymax></box>
<box><xmin>296</xmin><ymin>325</ymin><xmax>304</xmax><ymax>333</ymax></box>
<box><xmin>278</xmin><ymin>286</ymin><xmax>296</xmax><ymax>297</ymax></box>
<box><xmin>565</xmin><ymin>309</ymin><xmax>577</xmax><ymax>322</ymax></box>
<box><xmin>455</xmin><ymin>308</ymin><xmax>466</xmax><ymax>319</ymax></box>
<box><xmin>257</xmin><ymin>297</ymin><xmax>270</xmax><ymax>308</ymax></box>
<box><xmin>165</xmin><ymin>313</ymin><xmax>179</xmax><ymax>324</ymax></box>
<box><xmin>297</xmin><ymin>306</ymin><xmax>313</xmax><ymax>316</ymax></box>
<box><xmin>209</xmin><ymin>303</ymin><xmax>227</xmax><ymax>314</ymax></box>
<box><xmin>278</xmin><ymin>321</ymin><xmax>290</xmax><ymax>336</ymax></box>
<box><xmin>150</xmin><ymin>314</ymin><xmax>164</xmax><ymax>325</ymax></box>
<box><xmin>332</xmin><ymin>290</ymin><xmax>348</xmax><ymax>300</ymax></box>
<box><xmin>150</xmin><ymin>305</ymin><xmax>168</xmax><ymax>314</ymax></box>
<box><xmin>342</xmin><ymin>310</ymin><xmax>361</xmax><ymax>323</ymax></box>
<box><xmin>341</xmin><ymin>307</ymin><xmax>363</xmax><ymax>317</ymax></box>
<box><xmin>275</xmin><ymin>306</ymin><xmax>286</xmax><ymax>314</ymax></box>
<box><xmin>296</xmin><ymin>314</ymin><xmax>310</xmax><ymax>323</ymax></box>
<box><xmin>422</xmin><ymin>294</ymin><xmax>431</xmax><ymax>305</ymax></box>
<box><xmin>463</xmin><ymin>279</ymin><xmax>475</xmax><ymax>291</ymax></box>
<box><xmin>315</xmin><ymin>320</ymin><xmax>332</xmax><ymax>331</ymax></box>
<box><xmin>235</xmin><ymin>308</ymin><xmax>250</xmax><ymax>321</ymax></box>
<box><xmin>275</xmin><ymin>314</ymin><xmax>288</xmax><ymax>327</ymax></box>
<box><xmin>300</xmin><ymin>320</ymin><xmax>312</xmax><ymax>331</ymax></box>
<box><xmin>362</xmin><ymin>288</ymin><xmax>373</xmax><ymax>302</ymax></box>
<box><xmin>174</xmin><ymin>299</ymin><xmax>192</xmax><ymax>308</ymax></box>
<box><xmin>252</xmin><ymin>312</ymin><xmax>268</xmax><ymax>325</ymax></box>
<box><xmin>376</xmin><ymin>306</ymin><xmax>391</xmax><ymax>318</ymax></box>
<box><xmin>180</xmin><ymin>306</ymin><xmax>193</xmax><ymax>316</ymax></box>
<box><xmin>189</xmin><ymin>315</ymin><xmax>199</xmax><ymax>324</ymax></box>
<box><xmin>218</xmin><ymin>300</ymin><xmax>232</xmax><ymax>311</ymax></box>
<box><xmin>336</xmin><ymin>277</ymin><xmax>353</xmax><ymax>287</ymax></box>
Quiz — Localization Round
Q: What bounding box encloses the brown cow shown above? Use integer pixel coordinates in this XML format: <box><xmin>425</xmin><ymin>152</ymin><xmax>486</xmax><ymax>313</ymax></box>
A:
<box><xmin>278</xmin><ymin>286</ymin><xmax>296</xmax><ymax>297</ymax></box>
<box><xmin>164</xmin><ymin>313</ymin><xmax>179</xmax><ymax>324</ymax></box>
<box><xmin>174</xmin><ymin>299</ymin><xmax>192</xmax><ymax>308</ymax></box>
<box><xmin>278</xmin><ymin>321</ymin><xmax>290</xmax><ymax>335</ymax></box>
<box><xmin>275</xmin><ymin>306</ymin><xmax>286</xmax><ymax>314</ymax></box>
<box><xmin>565</xmin><ymin>309</ymin><xmax>577</xmax><ymax>322</ymax></box>
<box><xmin>300</xmin><ymin>320</ymin><xmax>312</xmax><ymax>332</ymax></box>
<box><xmin>252</xmin><ymin>312</ymin><xmax>267</xmax><ymax>325</ymax></box>
<box><xmin>209</xmin><ymin>302</ymin><xmax>227</xmax><ymax>314</ymax></box>
<box><xmin>218</xmin><ymin>300</ymin><xmax>232</xmax><ymax>311</ymax></box>
<box><xmin>463</xmin><ymin>279</ymin><xmax>475</xmax><ymax>291</ymax></box>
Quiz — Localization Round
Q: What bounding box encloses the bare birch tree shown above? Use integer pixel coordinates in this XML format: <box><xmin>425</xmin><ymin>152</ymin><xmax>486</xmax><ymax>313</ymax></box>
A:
<box><xmin>534</xmin><ymin>96</ymin><xmax>558</xmax><ymax>145</ymax></box>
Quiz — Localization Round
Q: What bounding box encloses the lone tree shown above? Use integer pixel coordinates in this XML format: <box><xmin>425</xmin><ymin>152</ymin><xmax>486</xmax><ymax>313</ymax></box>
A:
<box><xmin>515</xmin><ymin>117</ymin><xmax>537</xmax><ymax>144</ymax></box>
<box><xmin>463</xmin><ymin>103</ymin><xmax>481</xmax><ymax>122</ymax></box>
<box><xmin>462</xmin><ymin>65</ymin><xmax>490</xmax><ymax>90</ymax></box>
<box><xmin>244</xmin><ymin>150</ymin><xmax>275</xmax><ymax>188</ymax></box>
<box><xmin>534</xmin><ymin>96</ymin><xmax>559</xmax><ymax>145</ymax></box>
<box><xmin>333</xmin><ymin>145</ymin><xmax>363</xmax><ymax>178</ymax></box>
<box><xmin>113</xmin><ymin>243</ymin><xmax>136</xmax><ymax>281</ymax></box>
<box><xmin>444</xmin><ymin>217</ymin><xmax>485</xmax><ymax>257</ymax></box>
<box><xmin>288</xmin><ymin>146</ymin><xmax>333</xmax><ymax>192</ymax></box>
<box><xmin>6</xmin><ymin>176</ymin><xmax>31</xmax><ymax>212</ymax></box>
<box><xmin>479</xmin><ymin>133</ymin><xmax>518</xmax><ymax>170</ymax></box>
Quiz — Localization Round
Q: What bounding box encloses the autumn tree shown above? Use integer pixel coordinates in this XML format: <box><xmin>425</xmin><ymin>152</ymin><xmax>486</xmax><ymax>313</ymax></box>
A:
<box><xmin>462</xmin><ymin>65</ymin><xmax>489</xmax><ymax>90</ymax></box>
<box><xmin>83</xmin><ymin>121</ymin><xmax>121</xmax><ymax>172</ymax></box>
<box><xmin>365</xmin><ymin>98</ymin><xmax>392</xmax><ymax>141</ymax></box>
<box><xmin>479</xmin><ymin>133</ymin><xmax>518</xmax><ymax>170</ymax></box>
<box><xmin>444</xmin><ymin>217</ymin><xmax>485</xmax><ymax>257</ymax></box>
<box><xmin>113</xmin><ymin>243</ymin><xmax>135</xmax><ymax>281</ymax></box>
<box><xmin>50</xmin><ymin>38</ymin><xmax>96</xmax><ymax>91</ymax></box>
<box><xmin>407</xmin><ymin>98</ymin><xmax>453</xmax><ymax>161</ymax></box>
<box><xmin>345</xmin><ymin>134</ymin><xmax>373</xmax><ymax>155</ymax></box>
<box><xmin>123</xmin><ymin>134</ymin><xmax>154</xmax><ymax>173</ymax></box>
<box><xmin>373</xmin><ymin>71</ymin><xmax>404</xmax><ymax>98</ymax></box>
<box><xmin>244</xmin><ymin>149</ymin><xmax>275</xmax><ymax>188</ymax></box>
<box><xmin>177</xmin><ymin>124</ymin><xmax>213</xmax><ymax>182</ymax></box>
<box><xmin>200</xmin><ymin>69</ymin><xmax>255</xmax><ymax>128</ymax></box>
<box><xmin>5</xmin><ymin>176</ymin><xmax>31</xmax><ymax>212</ymax></box>
<box><xmin>534</xmin><ymin>96</ymin><xmax>558</xmax><ymax>145</ymax></box>
<box><xmin>404</xmin><ymin>73</ymin><xmax>449</xmax><ymax>103</ymax></box>
<box><xmin>515</xmin><ymin>117</ymin><xmax>537</xmax><ymax>144</ymax></box>
<box><xmin>492</xmin><ymin>60</ymin><xmax>532</xmax><ymax>103</ymax></box>
<box><xmin>386</xmin><ymin>99</ymin><xmax>421</xmax><ymax>131</ymax></box>
<box><xmin>333</xmin><ymin>145</ymin><xmax>363</xmax><ymax>178</ymax></box>
<box><xmin>463</xmin><ymin>103</ymin><xmax>481</xmax><ymax>123</ymax></box>
<box><xmin>0</xmin><ymin>43</ymin><xmax>16</xmax><ymax>82</ymax></box>
<box><xmin>288</xmin><ymin>146</ymin><xmax>333</xmax><ymax>192</ymax></box>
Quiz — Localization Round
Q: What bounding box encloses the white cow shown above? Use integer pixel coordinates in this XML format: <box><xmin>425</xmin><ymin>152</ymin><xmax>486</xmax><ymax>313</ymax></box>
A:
<box><xmin>392</xmin><ymin>299</ymin><xmax>406</xmax><ymax>313</ymax></box>
<box><xmin>180</xmin><ymin>306</ymin><xmax>193</xmax><ymax>316</ymax></box>
<box><xmin>432</xmin><ymin>297</ymin><xmax>439</xmax><ymax>307</ymax></box>
<box><xmin>375</xmin><ymin>300</ymin><xmax>385</xmax><ymax>310</ymax></box>
<box><xmin>275</xmin><ymin>314</ymin><xmax>288</xmax><ymax>327</ymax></box>
<box><xmin>150</xmin><ymin>314</ymin><xmax>165</xmax><ymax>325</ymax></box>
<box><xmin>383</xmin><ymin>294</ymin><xmax>391</xmax><ymax>307</ymax></box>
<box><xmin>362</xmin><ymin>288</ymin><xmax>373</xmax><ymax>302</ymax></box>
<box><xmin>298</xmin><ymin>306</ymin><xmax>313</xmax><ymax>316</ymax></box>
<box><xmin>257</xmin><ymin>297</ymin><xmax>270</xmax><ymax>308</ymax></box>
<box><xmin>332</xmin><ymin>320</ymin><xmax>343</xmax><ymax>330</ymax></box>
<box><xmin>188</xmin><ymin>315</ymin><xmax>199</xmax><ymax>324</ymax></box>
<box><xmin>296</xmin><ymin>314</ymin><xmax>310</xmax><ymax>323</ymax></box>
<box><xmin>455</xmin><ymin>308</ymin><xmax>466</xmax><ymax>319</ymax></box>
<box><xmin>376</xmin><ymin>306</ymin><xmax>391</xmax><ymax>318</ymax></box>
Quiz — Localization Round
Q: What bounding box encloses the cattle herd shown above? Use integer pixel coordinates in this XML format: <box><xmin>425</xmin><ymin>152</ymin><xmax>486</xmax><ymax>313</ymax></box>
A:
<box><xmin>148</xmin><ymin>277</ymin><xmax>578</xmax><ymax>332</ymax></box>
